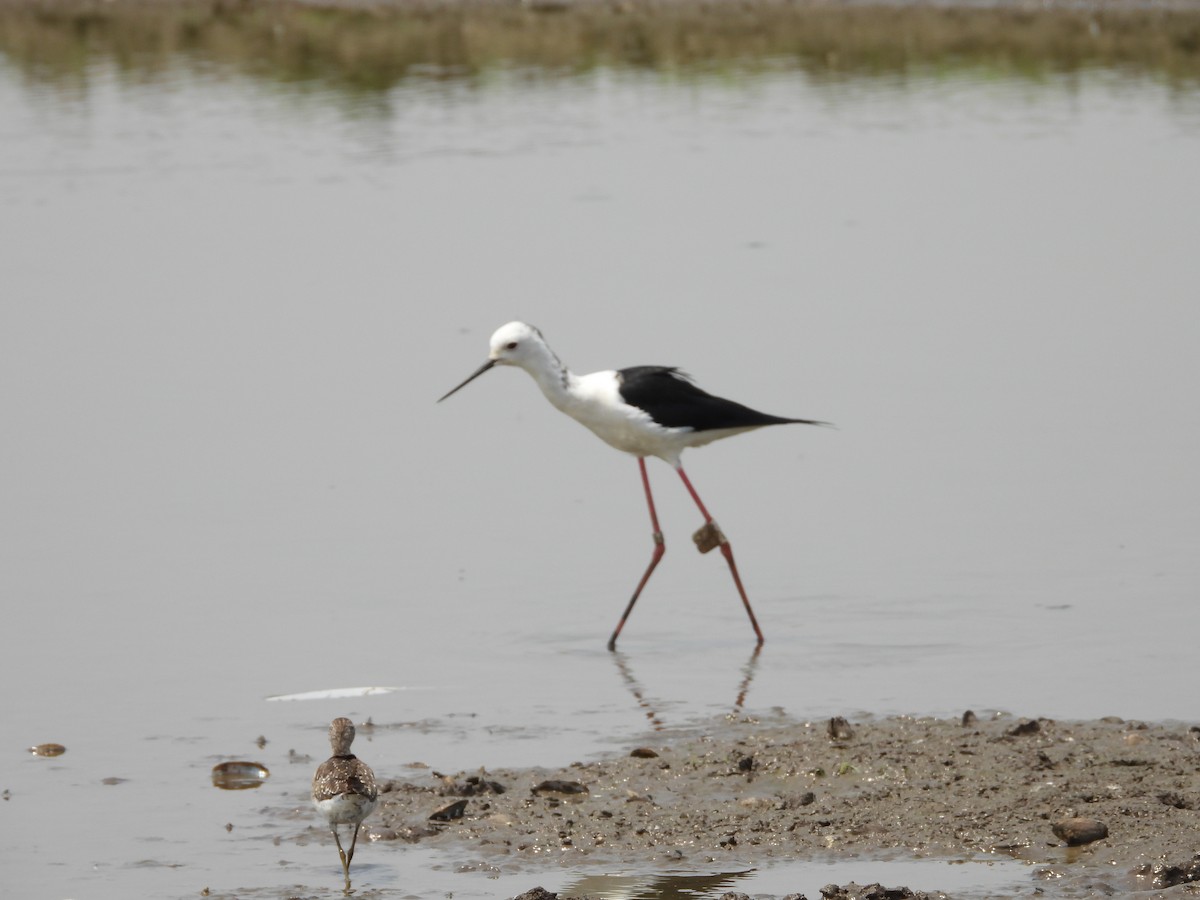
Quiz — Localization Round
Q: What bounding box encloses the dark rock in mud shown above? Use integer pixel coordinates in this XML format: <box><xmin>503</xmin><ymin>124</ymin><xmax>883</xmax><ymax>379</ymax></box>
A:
<box><xmin>510</xmin><ymin>888</ymin><xmax>558</xmax><ymax>900</ymax></box>
<box><xmin>1008</xmin><ymin>718</ymin><xmax>1047</xmax><ymax>736</ymax></box>
<box><xmin>1052</xmin><ymin>816</ymin><xmax>1108</xmax><ymax>846</ymax></box>
<box><xmin>1137</xmin><ymin>854</ymin><xmax>1200</xmax><ymax>889</ymax></box>
<box><xmin>820</xmin><ymin>883</ymin><xmax>946</xmax><ymax>900</ymax></box>
<box><xmin>1157</xmin><ymin>791</ymin><xmax>1196</xmax><ymax>810</ymax></box>
<box><xmin>436</xmin><ymin>773</ymin><xmax>506</xmax><ymax>796</ymax></box>
<box><xmin>780</xmin><ymin>791</ymin><xmax>816</xmax><ymax>808</ymax></box>
<box><xmin>828</xmin><ymin>717</ymin><xmax>854</xmax><ymax>740</ymax></box>
<box><xmin>531</xmin><ymin>779</ymin><xmax>588</xmax><ymax>795</ymax></box>
<box><xmin>630</xmin><ymin>747</ymin><xmax>658</xmax><ymax>758</ymax></box>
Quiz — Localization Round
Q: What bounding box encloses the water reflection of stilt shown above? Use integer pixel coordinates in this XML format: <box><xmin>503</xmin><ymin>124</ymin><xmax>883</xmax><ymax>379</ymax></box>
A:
<box><xmin>611</xmin><ymin>650</ymin><xmax>666</xmax><ymax>730</ymax></box>
<box><xmin>611</xmin><ymin>647</ymin><xmax>762</xmax><ymax>729</ymax></box>
<box><xmin>733</xmin><ymin>646</ymin><xmax>761</xmax><ymax>713</ymax></box>
<box><xmin>562</xmin><ymin>868</ymin><xmax>754</xmax><ymax>899</ymax></box>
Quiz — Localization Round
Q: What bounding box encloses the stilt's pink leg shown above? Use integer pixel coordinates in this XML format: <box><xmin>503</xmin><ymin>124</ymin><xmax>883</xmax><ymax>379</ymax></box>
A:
<box><xmin>608</xmin><ymin>458</ymin><xmax>665</xmax><ymax>651</ymax></box>
<box><xmin>676</xmin><ymin>465</ymin><xmax>765</xmax><ymax>646</ymax></box>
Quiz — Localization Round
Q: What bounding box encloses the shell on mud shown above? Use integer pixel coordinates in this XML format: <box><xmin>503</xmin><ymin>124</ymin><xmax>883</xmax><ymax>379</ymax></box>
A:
<box><xmin>29</xmin><ymin>743</ymin><xmax>66</xmax><ymax>757</ymax></box>
<box><xmin>210</xmin><ymin>761</ymin><xmax>270</xmax><ymax>790</ymax></box>
<box><xmin>429</xmin><ymin>799</ymin><xmax>469</xmax><ymax>822</ymax></box>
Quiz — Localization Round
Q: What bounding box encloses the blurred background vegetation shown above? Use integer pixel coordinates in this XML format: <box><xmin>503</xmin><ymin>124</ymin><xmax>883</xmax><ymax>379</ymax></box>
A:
<box><xmin>2</xmin><ymin>0</ymin><xmax>1199</xmax><ymax>92</ymax></box>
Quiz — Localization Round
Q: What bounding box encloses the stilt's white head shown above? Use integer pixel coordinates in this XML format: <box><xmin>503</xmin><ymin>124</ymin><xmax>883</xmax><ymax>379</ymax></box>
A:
<box><xmin>438</xmin><ymin>321</ymin><xmax>558</xmax><ymax>402</ymax></box>
<box><xmin>487</xmin><ymin>321</ymin><xmax>549</xmax><ymax>368</ymax></box>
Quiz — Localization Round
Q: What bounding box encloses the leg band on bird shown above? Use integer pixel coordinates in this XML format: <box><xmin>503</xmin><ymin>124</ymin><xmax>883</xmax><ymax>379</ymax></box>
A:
<box><xmin>692</xmin><ymin>520</ymin><xmax>725</xmax><ymax>554</ymax></box>
<box><xmin>676</xmin><ymin>466</ymin><xmax>765</xmax><ymax>646</ymax></box>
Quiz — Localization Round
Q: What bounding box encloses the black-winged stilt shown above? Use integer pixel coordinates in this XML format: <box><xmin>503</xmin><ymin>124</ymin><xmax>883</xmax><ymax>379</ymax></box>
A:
<box><xmin>438</xmin><ymin>321</ymin><xmax>826</xmax><ymax>650</ymax></box>
<box><xmin>312</xmin><ymin>717</ymin><xmax>378</xmax><ymax>895</ymax></box>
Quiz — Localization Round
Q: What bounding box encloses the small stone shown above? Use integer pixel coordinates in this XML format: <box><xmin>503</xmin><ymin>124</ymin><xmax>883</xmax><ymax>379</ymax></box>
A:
<box><xmin>630</xmin><ymin>747</ymin><xmax>659</xmax><ymax>758</ymax></box>
<box><xmin>819</xmin><ymin>884</ymin><xmax>931</xmax><ymax>899</ymax></box>
<box><xmin>781</xmin><ymin>791</ymin><xmax>816</xmax><ymax>808</ymax></box>
<box><xmin>460</xmin><ymin>775</ymin><xmax>506</xmax><ymax>795</ymax></box>
<box><xmin>510</xmin><ymin>888</ymin><xmax>557</xmax><ymax>900</ymax></box>
<box><xmin>961</xmin><ymin>710</ymin><xmax>977</xmax><ymax>726</ymax></box>
<box><xmin>828</xmin><ymin>717</ymin><xmax>854</xmax><ymax>740</ymax></box>
<box><xmin>531</xmin><ymin>780</ymin><xmax>588</xmax><ymax>796</ymax></box>
<box><xmin>1143</xmin><ymin>855</ymin><xmax>1200</xmax><ymax>888</ymax></box>
<box><xmin>1052</xmin><ymin>817</ymin><xmax>1108</xmax><ymax>846</ymax></box>
<box><xmin>29</xmin><ymin>743</ymin><xmax>66</xmax><ymax>757</ymax></box>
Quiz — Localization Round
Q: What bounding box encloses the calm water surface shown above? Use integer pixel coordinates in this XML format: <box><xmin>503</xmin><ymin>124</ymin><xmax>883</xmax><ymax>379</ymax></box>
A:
<box><xmin>1</xmin><ymin>55</ymin><xmax>1199</xmax><ymax>899</ymax></box>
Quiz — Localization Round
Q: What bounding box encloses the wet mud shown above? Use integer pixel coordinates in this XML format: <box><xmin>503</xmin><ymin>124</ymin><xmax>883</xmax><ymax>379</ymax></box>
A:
<box><xmin>351</xmin><ymin>713</ymin><xmax>1200</xmax><ymax>898</ymax></box>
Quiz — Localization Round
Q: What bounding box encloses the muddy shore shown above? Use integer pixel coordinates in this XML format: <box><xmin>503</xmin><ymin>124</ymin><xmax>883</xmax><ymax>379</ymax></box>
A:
<box><xmin>335</xmin><ymin>713</ymin><xmax>1200</xmax><ymax>898</ymax></box>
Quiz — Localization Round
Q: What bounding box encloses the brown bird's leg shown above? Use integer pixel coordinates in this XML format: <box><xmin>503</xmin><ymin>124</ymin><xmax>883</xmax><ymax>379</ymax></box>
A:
<box><xmin>331</xmin><ymin>827</ymin><xmax>352</xmax><ymax>894</ymax></box>
<box><xmin>608</xmin><ymin>457</ymin><xmax>666</xmax><ymax>651</ymax></box>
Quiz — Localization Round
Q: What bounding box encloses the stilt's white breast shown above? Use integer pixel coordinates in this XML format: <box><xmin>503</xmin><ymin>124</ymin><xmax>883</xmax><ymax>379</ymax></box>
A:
<box><xmin>563</xmin><ymin>371</ymin><xmax>692</xmax><ymax>462</ymax></box>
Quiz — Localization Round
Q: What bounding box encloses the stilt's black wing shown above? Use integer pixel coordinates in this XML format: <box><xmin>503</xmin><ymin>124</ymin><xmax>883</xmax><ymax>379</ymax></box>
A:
<box><xmin>616</xmin><ymin>366</ymin><xmax>823</xmax><ymax>432</ymax></box>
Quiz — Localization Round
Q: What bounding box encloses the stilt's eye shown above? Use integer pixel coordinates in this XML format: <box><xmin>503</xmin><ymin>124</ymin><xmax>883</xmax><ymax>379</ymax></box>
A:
<box><xmin>505</xmin><ymin>341</ymin><xmax>518</xmax><ymax>350</ymax></box>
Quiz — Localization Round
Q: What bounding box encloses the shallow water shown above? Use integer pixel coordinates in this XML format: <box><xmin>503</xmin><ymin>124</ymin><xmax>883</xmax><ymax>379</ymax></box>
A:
<box><xmin>1</xmin><ymin>43</ymin><xmax>1199</xmax><ymax>900</ymax></box>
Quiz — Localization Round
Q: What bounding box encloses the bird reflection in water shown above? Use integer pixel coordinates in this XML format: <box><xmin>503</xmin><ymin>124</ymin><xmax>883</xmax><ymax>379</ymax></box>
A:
<box><xmin>561</xmin><ymin>868</ymin><xmax>756</xmax><ymax>899</ymax></box>
<box><xmin>611</xmin><ymin>647</ymin><xmax>762</xmax><ymax>731</ymax></box>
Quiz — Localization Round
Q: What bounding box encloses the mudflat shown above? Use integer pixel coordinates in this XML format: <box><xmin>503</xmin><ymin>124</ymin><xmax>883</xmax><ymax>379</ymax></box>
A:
<box><xmin>362</xmin><ymin>713</ymin><xmax>1200</xmax><ymax>898</ymax></box>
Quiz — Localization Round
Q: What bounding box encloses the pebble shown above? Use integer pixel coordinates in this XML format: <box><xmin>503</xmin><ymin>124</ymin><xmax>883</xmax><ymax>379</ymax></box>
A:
<box><xmin>828</xmin><ymin>717</ymin><xmax>854</xmax><ymax>740</ymax></box>
<box><xmin>1139</xmin><ymin>854</ymin><xmax>1200</xmax><ymax>889</ymax></box>
<box><xmin>510</xmin><ymin>888</ymin><xmax>557</xmax><ymax>900</ymax></box>
<box><xmin>531</xmin><ymin>780</ymin><xmax>588</xmax><ymax>796</ymax></box>
<box><xmin>1052</xmin><ymin>817</ymin><xmax>1109</xmax><ymax>846</ymax></box>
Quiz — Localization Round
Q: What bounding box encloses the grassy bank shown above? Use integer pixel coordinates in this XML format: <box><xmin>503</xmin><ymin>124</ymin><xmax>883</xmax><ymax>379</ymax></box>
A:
<box><xmin>3</xmin><ymin>0</ymin><xmax>1200</xmax><ymax>91</ymax></box>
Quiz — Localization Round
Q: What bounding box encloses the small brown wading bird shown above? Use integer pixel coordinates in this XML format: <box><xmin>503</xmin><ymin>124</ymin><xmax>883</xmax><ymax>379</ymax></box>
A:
<box><xmin>439</xmin><ymin>321</ymin><xmax>827</xmax><ymax>650</ymax></box>
<box><xmin>312</xmin><ymin>717</ymin><xmax>378</xmax><ymax>895</ymax></box>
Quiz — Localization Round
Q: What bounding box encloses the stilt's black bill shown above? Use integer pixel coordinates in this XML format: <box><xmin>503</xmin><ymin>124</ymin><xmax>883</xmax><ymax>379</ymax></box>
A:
<box><xmin>437</xmin><ymin>359</ymin><xmax>496</xmax><ymax>402</ymax></box>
